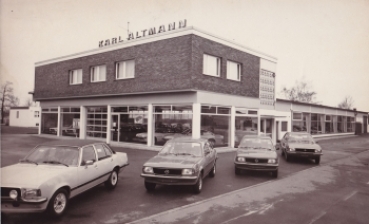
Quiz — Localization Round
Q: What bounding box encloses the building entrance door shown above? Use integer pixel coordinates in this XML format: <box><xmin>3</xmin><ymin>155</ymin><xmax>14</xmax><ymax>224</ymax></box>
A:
<box><xmin>260</xmin><ymin>118</ymin><xmax>273</xmax><ymax>139</ymax></box>
<box><xmin>111</xmin><ymin>114</ymin><xmax>120</xmax><ymax>141</ymax></box>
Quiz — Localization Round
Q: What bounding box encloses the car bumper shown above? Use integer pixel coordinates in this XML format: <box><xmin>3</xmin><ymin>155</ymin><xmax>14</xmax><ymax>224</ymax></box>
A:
<box><xmin>234</xmin><ymin>162</ymin><xmax>278</xmax><ymax>171</ymax></box>
<box><xmin>1</xmin><ymin>199</ymin><xmax>48</xmax><ymax>214</ymax></box>
<box><xmin>286</xmin><ymin>152</ymin><xmax>323</xmax><ymax>158</ymax></box>
<box><xmin>141</xmin><ymin>173</ymin><xmax>198</xmax><ymax>185</ymax></box>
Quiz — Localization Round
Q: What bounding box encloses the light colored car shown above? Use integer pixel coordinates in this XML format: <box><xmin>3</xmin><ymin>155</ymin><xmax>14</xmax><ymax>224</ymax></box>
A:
<box><xmin>1</xmin><ymin>143</ymin><xmax>129</xmax><ymax>217</ymax></box>
<box><xmin>234</xmin><ymin>135</ymin><xmax>279</xmax><ymax>177</ymax></box>
<box><xmin>135</xmin><ymin>127</ymin><xmax>178</xmax><ymax>144</ymax></box>
<box><xmin>164</xmin><ymin>129</ymin><xmax>224</xmax><ymax>146</ymax></box>
<box><xmin>141</xmin><ymin>137</ymin><xmax>217</xmax><ymax>194</ymax></box>
<box><xmin>278</xmin><ymin>132</ymin><xmax>323</xmax><ymax>164</ymax></box>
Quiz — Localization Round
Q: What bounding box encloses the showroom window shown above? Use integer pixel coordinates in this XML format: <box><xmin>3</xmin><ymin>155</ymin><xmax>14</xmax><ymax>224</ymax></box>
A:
<box><xmin>87</xmin><ymin>107</ymin><xmax>107</xmax><ymax>139</ymax></box>
<box><xmin>90</xmin><ymin>65</ymin><xmax>106</xmax><ymax>82</ymax></box>
<box><xmin>235</xmin><ymin>107</ymin><xmax>258</xmax><ymax>147</ymax></box>
<box><xmin>61</xmin><ymin>107</ymin><xmax>80</xmax><ymax>137</ymax></box>
<box><xmin>41</xmin><ymin>108</ymin><xmax>58</xmax><ymax>135</ymax></box>
<box><xmin>69</xmin><ymin>69</ymin><xmax>82</xmax><ymax>85</ymax></box>
<box><xmin>281</xmin><ymin>121</ymin><xmax>288</xmax><ymax>131</ymax></box>
<box><xmin>203</xmin><ymin>54</ymin><xmax>221</xmax><ymax>77</ymax></box>
<box><xmin>201</xmin><ymin>105</ymin><xmax>230</xmax><ymax>147</ymax></box>
<box><xmin>227</xmin><ymin>60</ymin><xmax>241</xmax><ymax>81</ymax></box>
<box><xmin>292</xmin><ymin>112</ymin><xmax>308</xmax><ymax>132</ymax></box>
<box><xmin>153</xmin><ymin>105</ymin><xmax>192</xmax><ymax>146</ymax></box>
<box><xmin>325</xmin><ymin>115</ymin><xmax>332</xmax><ymax>133</ymax></box>
<box><xmin>116</xmin><ymin>59</ymin><xmax>135</xmax><ymax>79</ymax></box>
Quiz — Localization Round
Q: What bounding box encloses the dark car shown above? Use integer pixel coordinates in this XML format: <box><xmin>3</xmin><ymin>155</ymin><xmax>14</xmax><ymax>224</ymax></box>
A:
<box><xmin>140</xmin><ymin>137</ymin><xmax>217</xmax><ymax>194</ymax></box>
<box><xmin>277</xmin><ymin>132</ymin><xmax>323</xmax><ymax>164</ymax></box>
<box><xmin>234</xmin><ymin>135</ymin><xmax>279</xmax><ymax>177</ymax></box>
<box><xmin>119</xmin><ymin>125</ymin><xmax>147</xmax><ymax>142</ymax></box>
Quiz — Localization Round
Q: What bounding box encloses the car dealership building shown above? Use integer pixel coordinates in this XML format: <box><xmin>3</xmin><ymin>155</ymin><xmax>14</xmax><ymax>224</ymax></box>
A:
<box><xmin>33</xmin><ymin>24</ymin><xmax>368</xmax><ymax>148</ymax></box>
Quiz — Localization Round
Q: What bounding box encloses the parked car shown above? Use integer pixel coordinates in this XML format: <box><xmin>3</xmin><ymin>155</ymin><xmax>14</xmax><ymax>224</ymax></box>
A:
<box><xmin>135</xmin><ymin>127</ymin><xmax>179</xmax><ymax>144</ymax></box>
<box><xmin>141</xmin><ymin>137</ymin><xmax>217</xmax><ymax>194</ymax></box>
<box><xmin>163</xmin><ymin>129</ymin><xmax>224</xmax><ymax>146</ymax></box>
<box><xmin>234</xmin><ymin>135</ymin><xmax>279</xmax><ymax>177</ymax></box>
<box><xmin>1</xmin><ymin>143</ymin><xmax>129</xmax><ymax>217</ymax></box>
<box><xmin>48</xmin><ymin>125</ymin><xmax>74</xmax><ymax>135</ymax></box>
<box><xmin>277</xmin><ymin>132</ymin><xmax>322</xmax><ymax>164</ymax></box>
<box><xmin>119</xmin><ymin>125</ymin><xmax>147</xmax><ymax>142</ymax></box>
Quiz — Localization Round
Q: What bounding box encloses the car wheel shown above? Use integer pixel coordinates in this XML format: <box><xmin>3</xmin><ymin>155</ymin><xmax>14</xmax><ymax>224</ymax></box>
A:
<box><xmin>235</xmin><ymin>167</ymin><xmax>241</xmax><ymax>175</ymax></box>
<box><xmin>145</xmin><ymin>181</ymin><xmax>156</xmax><ymax>192</ymax></box>
<box><xmin>272</xmin><ymin>170</ymin><xmax>278</xmax><ymax>178</ymax></box>
<box><xmin>48</xmin><ymin>188</ymin><xmax>68</xmax><ymax>217</ymax></box>
<box><xmin>209</xmin><ymin>162</ymin><xmax>216</xmax><ymax>178</ymax></box>
<box><xmin>105</xmin><ymin>169</ymin><xmax>119</xmax><ymax>189</ymax></box>
<box><xmin>315</xmin><ymin>157</ymin><xmax>320</xmax><ymax>164</ymax></box>
<box><xmin>193</xmin><ymin>175</ymin><xmax>203</xmax><ymax>194</ymax></box>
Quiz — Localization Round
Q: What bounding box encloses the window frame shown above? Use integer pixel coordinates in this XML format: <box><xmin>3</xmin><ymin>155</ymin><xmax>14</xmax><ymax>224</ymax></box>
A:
<box><xmin>90</xmin><ymin>65</ymin><xmax>107</xmax><ymax>83</ymax></box>
<box><xmin>226</xmin><ymin>60</ymin><xmax>241</xmax><ymax>81</ymax></box>
<box><xmin>69</xmin><ymin>69</ymin><xmax>83</xmax><ymax>85</ymax></box>
<box><xmin>116</xmin><ymin>59</ymin><xmax>135</xmax><ymax>80</ymax></box>
<box><xmin>203</xmin><ymin>54</ymin><xmax>221</xmax><ymax>77</ymax></box>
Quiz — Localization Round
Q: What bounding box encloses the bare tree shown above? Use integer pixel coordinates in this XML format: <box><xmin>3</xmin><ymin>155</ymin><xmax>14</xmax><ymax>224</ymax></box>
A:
<box><xmin>338</xmin><ymin>95</ymin><xmax>354</xmax><ymax>109</ymax></box>
<box><xmin>24</xmin><ymin>98</ymin><xmax>34</xmax><ymax>107</ymax></box>
<box><xmin>0</xmin><ymin>82</ymin><xmax>20</xmax><ymax>124</ymax></box>
<box><xmin>281</xmin><ymin>80</ymin><xmax>317</xmax><ymax>103</ymax></box>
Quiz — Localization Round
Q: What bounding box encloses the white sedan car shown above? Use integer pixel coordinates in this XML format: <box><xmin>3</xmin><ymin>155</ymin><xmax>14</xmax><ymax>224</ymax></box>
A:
<box><xmin>1</xmin><ymin>143</ymin><xmax>129</xmax><ymax>217</ymax></box>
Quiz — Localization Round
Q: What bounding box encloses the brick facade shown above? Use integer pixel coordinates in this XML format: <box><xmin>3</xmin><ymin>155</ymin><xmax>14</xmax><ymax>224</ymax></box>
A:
<box><xmin>34</xmin><ymin>34</ymin><xmax>260</xmax><ymax>100</ymax></box>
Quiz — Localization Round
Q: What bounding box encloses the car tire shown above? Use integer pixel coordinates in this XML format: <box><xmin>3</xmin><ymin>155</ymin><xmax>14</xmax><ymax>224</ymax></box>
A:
<box><xmin>48</xmin><ymin>188</ymin><xmax>68</xmax><ymax>217</ymax></box>
<box><xmin>193</xmin><ymin>175</ymin><xmax>203</xmax><ymax>194</ymax></box>
<box><xmin>145</xmin><ymin>181</ymin><xmax>156</xmax><ymax>192</ymax></box>
<box><xmin>105</xmin><ymin>169</ymin><xmax>119</xmax><ymax>189</ymax></box>
<box><xmin>209</xmin><ymin>162</ymin><xmax>216</xmax><ymax>178</ymax></box>
<box><xmin>235</xmin><ymin>167</ymin><xmax>241</xmax><ymax>175</ymax></box>
<box><xmin>272</xmin><ymin>170</ymin><xmax>278</xmax><ymax>178</ymax></box>
<box><xmin>315</xmin><ymin>157</ymin><xmax>320</xmax><ymax>164</ymax></box>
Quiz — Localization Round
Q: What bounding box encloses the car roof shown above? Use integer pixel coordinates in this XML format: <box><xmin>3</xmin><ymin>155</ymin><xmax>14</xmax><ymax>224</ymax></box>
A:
<box><xmin>36</xmin><ymin>142</ymin><xmax>107</xmax><ymax>149</ymax></box>
<box><xmin>168</xmin><ymin>136</ymin><xmax>208</xmax><ymax>144</ymax></box>
<box><xmin>289</xmin><ymin>132</ymin><xmax>310</xmax><ymax>135</ymax></box>
<box><xmin>241</xmin><ymin>135</ymin><xmax>272</xmax><ymax>141</ymax></box>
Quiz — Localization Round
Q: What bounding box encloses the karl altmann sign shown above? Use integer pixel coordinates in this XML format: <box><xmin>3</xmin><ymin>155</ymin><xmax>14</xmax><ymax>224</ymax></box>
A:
<box><xmin>98</xmin><ymin>19</ymin><xmax>187</xmax><ymax>48</ymax></box>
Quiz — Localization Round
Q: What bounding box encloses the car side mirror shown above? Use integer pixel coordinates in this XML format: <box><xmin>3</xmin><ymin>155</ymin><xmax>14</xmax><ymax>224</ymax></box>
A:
<box><xmin>83</xmin><ymin>160</ymin><xmax>94</xmax><ymax>166</ymax></box>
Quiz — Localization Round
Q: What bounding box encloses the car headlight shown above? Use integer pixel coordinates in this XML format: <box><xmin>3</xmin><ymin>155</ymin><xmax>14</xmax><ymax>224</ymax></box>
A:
<box><xmin>9</xmin><ymin>190</ymin><xmax>18</xmax><ymax>200</ymax></box>
<box><xmin>143</xmin><ymin>166</ymin><xmax>154</xmax><ymax>174</ymax></box>
<box><xmin>182</xmin><ymin>168</ymin><xmax>195</xmax><ymax>176</ymax></box>
<box><xmin>20</xmin><ymin>188</ymin><xmax>46</xmax><ymax>202</ymax></box>
<box><xmin>288</xmin><ymin>147</ymin><xmax>295</xmax><ymax>152</ymax></box>
<box><xmin>268</xmin><ymin>159</ymin><xmax>277</xmax><ymax>164</ymax></box>
<box><xmin>237</xmin><ymin>157</ymin><xmax>245</xmax><ymax>162</ymax></box>
<box><xmin>315</xmin><ymin>148</ymin><xmax>322</xmax><ymax>153</ymax></box>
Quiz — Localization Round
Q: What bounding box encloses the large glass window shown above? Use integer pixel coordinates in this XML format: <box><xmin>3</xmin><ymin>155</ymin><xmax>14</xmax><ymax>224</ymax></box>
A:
<box><xmin>41</xmin><ymin>108</ymin><xmax>58</xmax><ymax>135</ymax></box>
<box><xmin>337</xmin><ymin>116</ymin><xmax>345</xmax><ymax>133</ymax></box>
<box><xmin>347</xmin><ymin>117</ymin><xmax>354</xmax><ymax>132</ymax></box>
<box><xmin>87</xmin><ymin>107</ymin><xmax>107</xmax><ymax>139</ymax></box>
<box><xmin>69</xmin><ymin>69</ymin><xmax>82</xmax><ymax>85</ymax></box>
<box><xmin>201</xmin><ymin>105</ymin><xmax>229</xmax><ymax>147</ymax></box>
<box><xmin>235</xmin><ymin>114</ymin><xmax>258</xmax><ymax>147</ymax></box>
<box><xmin>292</xmin><ymin>112</ymin><xmax>308</xmax><ymax>132</ymax></box>
<box><xmin>111</xmin><ymin>106</ymin><xmax>148</xmax><ymax>144</ymax></box>
<box><xmin>153</xmin><ymin>105</ymin><xmax>192</xmax><ymax>146</ymax></box>
<box><xmin>61</xmin><ymin>107</ymin><xmax>80</xmax><ymax>137</ymax></box>
<box><xmin>90</xmin><ymin>65</ymin><xmax>106</xmax><ymax>82</ymax></box>
<box><xmin>325</xmin><ymin>115</ymin><xmax>332</xmax><ymax>133</ymax></box>
<box><xmin>203</xmin><ymin>54</ymin><xmax>221</xmax><ymax>77</ymax></box>
<box><xmin>311</xmin><ymin>113</ymin><xmax>322</xmax><ymax>135</ymax></box>
<box><xmin>227</xmin><ymin>60</ymin><xmax>241</xmax><ymax>81</ymax></box>
<box><xmin>116</xmin><ymin>60</ymin><xmax>135</xmax><ymax>79</ymax></box>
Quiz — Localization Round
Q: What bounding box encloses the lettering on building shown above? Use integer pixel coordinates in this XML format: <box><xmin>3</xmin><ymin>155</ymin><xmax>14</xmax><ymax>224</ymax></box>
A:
<box><xmin>99</xmin><ymin>19</ymin><xmax>187</xmax><ymax>47</ymax></box>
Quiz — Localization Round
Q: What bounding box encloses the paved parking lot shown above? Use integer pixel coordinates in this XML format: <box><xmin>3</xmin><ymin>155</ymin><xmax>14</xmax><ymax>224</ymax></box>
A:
<box><xmin>1</xmin><ymin>128</ymin><xmax>368</xmax><ymax>224</ymax></box>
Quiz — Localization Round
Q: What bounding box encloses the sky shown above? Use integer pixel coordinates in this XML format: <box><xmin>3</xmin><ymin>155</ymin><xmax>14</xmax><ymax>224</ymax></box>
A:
<box><xmin>1</xmin><ymin>0</ymin><xmax>369</xmax><ymax>111</ymax></box>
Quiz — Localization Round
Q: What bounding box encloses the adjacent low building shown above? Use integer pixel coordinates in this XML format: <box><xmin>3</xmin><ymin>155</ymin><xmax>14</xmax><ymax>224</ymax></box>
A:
<box><xmin>32</xmin><ymin>25</ymin><xmax>368</xmax><ymax>148</ymax></box>
<box><xmin>9</xmin><ymin>105</ymin><xmax>41</xmax><ymax>127</ymax></box>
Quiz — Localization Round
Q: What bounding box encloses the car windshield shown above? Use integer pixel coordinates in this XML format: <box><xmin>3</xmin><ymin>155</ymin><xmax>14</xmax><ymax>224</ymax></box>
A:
<box><xmin>289</xmin><ymin>134</ymin><xmax>315</xmax><ymax>144</ymax></box>
<box><xmin>238</xmin><ymin>138</ymin><xmax>274</xmax><ymax>151</ymax></box>
<box><xmin>159</xmin><ymin>141</ymin><xmax>202</xmax><ymax>157</ymax></box>
<box><xmin>22</xmin><ymin>145</ymin><xmax>80</xmax><ymax>166</ymax></box>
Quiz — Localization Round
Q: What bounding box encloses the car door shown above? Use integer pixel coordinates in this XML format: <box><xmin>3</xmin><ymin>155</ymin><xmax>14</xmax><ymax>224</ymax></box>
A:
<box><xmin>74</xmin><ymin>145</ymin><xmax>99</xmax><ymax>196</ymax></box>
<box><xmin>94</xmin><ymin>143</ymin><xmax>114</xmax><ymax>180</ymax></box>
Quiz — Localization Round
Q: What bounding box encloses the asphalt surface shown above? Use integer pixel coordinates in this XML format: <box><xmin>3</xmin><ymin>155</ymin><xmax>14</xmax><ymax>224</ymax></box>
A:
<box><xmin>1</xmin><ymin>132</ymin><xmax>368</xmax><ymax>224</ymax></box>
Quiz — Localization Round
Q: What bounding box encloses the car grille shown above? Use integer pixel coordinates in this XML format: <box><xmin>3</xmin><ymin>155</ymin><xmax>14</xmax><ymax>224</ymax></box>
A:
<box><xmin>1</xmin><ymin>187</ymin><xmax>21</xmax><ymax>200</ymax></box>
<box><xmin>153</xmin><ymin>168</ymin><xmax>182</xmax><ymax>175</ymax></box>
<box><xmin>245</xmin><ymin>158</ymin><xmax>268</xmax><ymax>163</ymax></box>
<box><xmin>295</xmin><ymin>148</ymin><xmax>315</xmax><ymax>153</ymax></box>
